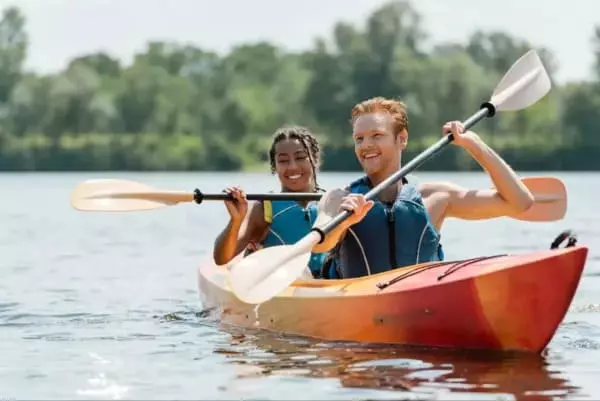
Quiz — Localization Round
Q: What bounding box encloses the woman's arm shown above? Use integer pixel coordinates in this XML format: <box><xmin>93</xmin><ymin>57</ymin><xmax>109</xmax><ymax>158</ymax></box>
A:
<box><xmin>213</xmin><ymin>201</ymin><xmax>267</xmax><ymax>265</ymax></box>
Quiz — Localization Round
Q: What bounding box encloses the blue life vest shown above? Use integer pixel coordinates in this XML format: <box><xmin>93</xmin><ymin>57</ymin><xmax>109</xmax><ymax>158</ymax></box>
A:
<box><xmin>259</xmin><ymin>198</ymin><xmax>329</xmax><ymax>278</ymax></box>
<box><xmin>322</xmin><ymin>176</ymin><xmax>444</xmax><ymax>279</ymax></box>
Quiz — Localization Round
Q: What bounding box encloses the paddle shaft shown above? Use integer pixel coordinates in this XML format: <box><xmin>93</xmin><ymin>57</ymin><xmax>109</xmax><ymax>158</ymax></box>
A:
<box><xmin>312</xmin><ymin>103</ymin><xmax>497</xmax><ymax>241</ymax></box>
<box><xmin>193</xmin><ymin>190</ymin><xmax>322</xmax><ymax>203</ymax></box>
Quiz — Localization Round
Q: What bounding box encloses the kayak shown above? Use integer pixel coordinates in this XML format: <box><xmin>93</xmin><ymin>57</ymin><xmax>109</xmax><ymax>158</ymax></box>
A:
<box><xmin>197</xmin><ymin>239</ymin><xmax>587</xmax><ymax>353</ymax></box>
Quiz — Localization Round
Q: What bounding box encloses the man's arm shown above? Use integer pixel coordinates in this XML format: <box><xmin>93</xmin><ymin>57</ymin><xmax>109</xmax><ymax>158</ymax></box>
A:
<box><xmin>421</xmin><ymin>181</ymin><xmax>523</xmax><ymax>223</ymax></box>
<box><xmin>421</xmin><ymin>132</ymin><xmax>534</xmax><ymax>222</ymax></box>
<box><xmin>460</xmin><ymin>133</ymin><xmax>534</xmax><ymax>213</ymax></box>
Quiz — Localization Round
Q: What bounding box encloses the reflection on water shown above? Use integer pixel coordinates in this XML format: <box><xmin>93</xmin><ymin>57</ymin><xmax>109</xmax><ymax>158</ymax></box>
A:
<box><xmin>209</xmin><ymin>323</ymin><xmax>583</xmax><ymax>401</ymax></box>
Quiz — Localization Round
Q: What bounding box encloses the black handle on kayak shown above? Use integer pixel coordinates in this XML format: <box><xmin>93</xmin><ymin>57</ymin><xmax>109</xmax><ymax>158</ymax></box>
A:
<box><xmin>311</xmin><ymin>102</ymin><xmax>497</xmax><ymax>243</ymax></box>
<box><xmin>193</xmin><ymin>189</ymin><xmax>322</xmax><ymax>204</ymax></box>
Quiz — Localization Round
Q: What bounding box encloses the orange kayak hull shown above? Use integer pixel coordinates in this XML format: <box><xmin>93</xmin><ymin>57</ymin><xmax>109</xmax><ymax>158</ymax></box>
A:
<box><xmin>197</xmin><ymin>245</ymin><xmax>588</xmax><ymax>353</ymax></box>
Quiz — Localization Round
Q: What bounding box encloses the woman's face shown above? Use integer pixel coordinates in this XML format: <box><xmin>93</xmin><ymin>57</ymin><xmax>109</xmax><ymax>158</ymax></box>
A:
<box><xmin>274</xmin><ymin>138</ymin><xmax>314</xmax><ymax>192</ymax></box>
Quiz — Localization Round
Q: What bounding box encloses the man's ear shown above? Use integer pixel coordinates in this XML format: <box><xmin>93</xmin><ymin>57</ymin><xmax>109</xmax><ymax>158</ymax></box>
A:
<box><xmin>396</xmin><ymin>129</ymin><xmax>408</xmax><ymax>150</ymax></box>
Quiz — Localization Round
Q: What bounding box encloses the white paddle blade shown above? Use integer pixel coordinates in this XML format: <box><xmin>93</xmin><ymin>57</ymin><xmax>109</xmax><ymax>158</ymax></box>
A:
<box><xmin>228</xmin><ymin>232</ymin><xmax>320</xmax><ymax>304</ymax></box>
<box><xmin>71</xmin><ymin>179</ymin><xmax>174</xmax><ymax>212</ymax></box>
<box><xmin>490</xmin><ymin>50</ymin><xmax>551</xmax><ymax>112</ymax></box>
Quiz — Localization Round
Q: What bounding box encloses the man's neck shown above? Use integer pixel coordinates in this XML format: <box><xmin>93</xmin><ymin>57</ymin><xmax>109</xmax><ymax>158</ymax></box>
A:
<box><xmin>367</xmin><ymin>163</ymin><xmax>403</xmax><ymax>203</ymax></box>
<box><xmin>368</xmin><ymin>162</ymin><xmax>400</xmax><ymax>186</ymax></box>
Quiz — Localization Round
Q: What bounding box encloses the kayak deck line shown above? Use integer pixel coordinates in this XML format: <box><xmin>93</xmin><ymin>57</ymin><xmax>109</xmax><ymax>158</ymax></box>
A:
<box><xmin>437</xmin><ymin>254</ymin><xmax>509</xmax><ymax>281</ymax></box>
<box><xmin>375</xmin><ymin>254</ymin><xmax>508</xmax><ymax>290</ymax></box>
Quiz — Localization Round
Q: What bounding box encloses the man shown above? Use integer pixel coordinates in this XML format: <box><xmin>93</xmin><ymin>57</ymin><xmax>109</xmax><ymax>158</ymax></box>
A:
<box><xmin>312</xmin><ymin>96</ymin><xmax>534</xmax><ymax>279</ymax></box>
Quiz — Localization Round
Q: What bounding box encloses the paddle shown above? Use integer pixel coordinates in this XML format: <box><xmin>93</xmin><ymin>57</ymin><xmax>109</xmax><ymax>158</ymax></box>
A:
<box><xmin>227</xmin><ymin>49</ymin><xmax>553</xmax><ymax>305</ymax></box>
<box><xmin>69</xmin><ymin>176</ymin><xmax>566</xmax><ymax>220</ymax></box>
<box><xmin>70</xmin><ymin>179</ymin><xmax>322</xmax><ymax>212</ymax></box>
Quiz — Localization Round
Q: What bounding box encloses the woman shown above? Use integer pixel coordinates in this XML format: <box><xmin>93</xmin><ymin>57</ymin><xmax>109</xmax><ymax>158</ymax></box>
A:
<box><xmin>212</xmin><ymin>125</ymin><xmax>328</xmax><ymax>278</ymax></box>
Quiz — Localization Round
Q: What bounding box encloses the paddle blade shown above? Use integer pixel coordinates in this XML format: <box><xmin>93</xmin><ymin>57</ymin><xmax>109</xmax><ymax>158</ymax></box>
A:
<box><xmin>228</xmin><ymin>232</ymin><xmax>320</xmax><ymax>304</ymax></box>
<box><xmin>490</xmin><ymin>50</ymin><xmax>551</xmax><ymax>112</ymax></box>
<box><xmin>513</xmin><ymin>177</ymin><xmax>567</xmax><ymax>222</ymax></box>
<box><xmin>71</xmin><ymin>179</ymin><xmax>189</xmax><ymax>212</ymax></box>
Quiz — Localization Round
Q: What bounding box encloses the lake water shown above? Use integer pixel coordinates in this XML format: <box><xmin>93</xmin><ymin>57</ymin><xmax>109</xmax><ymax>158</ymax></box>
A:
<box><xmin>1</xmin><ymin>171</ymin><xmax>599</xmax><ymax>400</ymax></box>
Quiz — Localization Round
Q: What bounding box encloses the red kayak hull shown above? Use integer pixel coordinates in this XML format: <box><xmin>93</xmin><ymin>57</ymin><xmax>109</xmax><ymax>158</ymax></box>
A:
<box><xmin>197</xmin><ymin>245</ymin><xmax>588</xmax><ymax>353</ymax></box>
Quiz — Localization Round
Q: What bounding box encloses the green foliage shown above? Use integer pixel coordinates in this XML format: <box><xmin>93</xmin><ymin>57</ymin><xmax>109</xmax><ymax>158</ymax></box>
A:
<box><xmin>1</xmin><ymin>1</ymin><xmax>600</xmax><ymax>172</ymax></box>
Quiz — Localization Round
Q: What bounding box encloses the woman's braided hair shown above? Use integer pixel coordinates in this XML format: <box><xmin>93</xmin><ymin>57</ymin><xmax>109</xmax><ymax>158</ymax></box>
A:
<box><xmin>268</xmin><ymin>125</ymin><xmax>323</xmax><ymax>191</ymax></box>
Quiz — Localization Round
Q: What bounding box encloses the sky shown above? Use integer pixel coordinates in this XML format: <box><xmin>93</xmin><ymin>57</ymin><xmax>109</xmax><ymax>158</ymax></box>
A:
<box><xmin>1</xmin><ymin>0</ymin><xmax>598</xmax><ymax>84</ymax></box>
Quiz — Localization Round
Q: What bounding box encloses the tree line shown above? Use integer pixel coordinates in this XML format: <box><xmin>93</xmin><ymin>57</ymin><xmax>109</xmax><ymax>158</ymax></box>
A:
<box><xmin>0</xmin><ymin>1</ymin><xmax>599</xmax><ymax>172</ymax></box>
